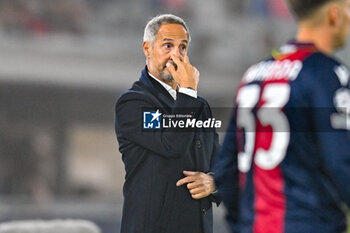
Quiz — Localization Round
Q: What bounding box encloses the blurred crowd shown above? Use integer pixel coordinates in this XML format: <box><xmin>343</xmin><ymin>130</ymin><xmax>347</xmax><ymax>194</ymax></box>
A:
<box><xmin>0</xmin><ymin>0</ymin><xmax>189</xmax><ymax>36</ymax></box>
<box><xmin>0</xmin><ymin>0</ymin><xmax>92</xmax><ymax>36</ymax></box>
<box><xmin>0</xmin><ymin>0</ymin><xmax>290</xmax><ymax>37</ymax></box>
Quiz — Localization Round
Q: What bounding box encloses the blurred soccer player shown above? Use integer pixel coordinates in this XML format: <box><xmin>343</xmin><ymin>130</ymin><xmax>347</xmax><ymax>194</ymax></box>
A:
<box><xmin>214</xmin><ymin>0</ymin><xmax>350</xmax><ymax>233</ymax></box>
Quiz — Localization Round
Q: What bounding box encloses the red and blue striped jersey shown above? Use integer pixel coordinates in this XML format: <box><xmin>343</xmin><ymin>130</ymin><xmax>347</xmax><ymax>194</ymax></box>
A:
<box><xmin>214</xmin><ymin>41</ymin><xmax>350</xmax><ymax>233</ymax></box>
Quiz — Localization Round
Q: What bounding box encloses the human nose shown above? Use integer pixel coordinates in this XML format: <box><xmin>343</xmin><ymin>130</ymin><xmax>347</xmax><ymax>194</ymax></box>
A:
<box><xmin>170</xmin><ymin>47</ymin><xmax>183</xmax><ymax>58</ymax></box>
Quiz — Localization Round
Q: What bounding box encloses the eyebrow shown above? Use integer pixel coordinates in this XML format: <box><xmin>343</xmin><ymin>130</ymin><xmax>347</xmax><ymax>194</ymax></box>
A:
<box><xmin>162</xmin><ymin>38</ymin><xmax>188</xmax><ymax>44</ymax></box>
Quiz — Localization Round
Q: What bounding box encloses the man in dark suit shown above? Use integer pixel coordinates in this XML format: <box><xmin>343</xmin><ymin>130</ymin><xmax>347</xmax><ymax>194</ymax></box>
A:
<box><xmin>115</xmin><ymin>14</ymin><xmax>220</xmax><ymax>233</ymax></box>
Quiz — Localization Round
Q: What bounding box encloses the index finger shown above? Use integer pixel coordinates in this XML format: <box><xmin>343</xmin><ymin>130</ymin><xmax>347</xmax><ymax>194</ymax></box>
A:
<box><xmin>176</xmin><ymin>176</ymin><xmax>197</xmax><ymax>186</ymax></box>
<box><xmin>170</xmin><ymin>55</ymin><xmax>183</xmax><ymax>65</ymax></box>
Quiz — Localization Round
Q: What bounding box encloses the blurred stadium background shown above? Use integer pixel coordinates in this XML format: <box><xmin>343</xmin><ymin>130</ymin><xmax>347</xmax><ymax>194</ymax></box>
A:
<box><xmin>0</xmin><ymin>0</ymin><xmax>349</xmax><ymax>232</ymax></box>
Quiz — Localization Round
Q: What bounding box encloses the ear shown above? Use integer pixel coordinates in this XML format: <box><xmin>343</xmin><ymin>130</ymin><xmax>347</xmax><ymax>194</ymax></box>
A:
<box><xmin>327</xmin><ymin>4</ymin><xmax>341</xmax><ymax>27</ymax></box>
<box><xmin>143</xmin><ymin>41</ymin><xmax>152</xmax><ymax>59</ymax></box>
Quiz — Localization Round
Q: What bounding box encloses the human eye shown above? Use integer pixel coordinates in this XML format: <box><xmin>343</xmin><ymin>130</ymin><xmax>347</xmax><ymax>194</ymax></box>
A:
<box><xmin>163</xmin><ymin>43</ymin><xmax>172</xmax><ymax>49</ymax></box>
<box><xmin>180</xmin><ymin>44</ymin><xmax>187</xmax><ymax>51</ymax></box>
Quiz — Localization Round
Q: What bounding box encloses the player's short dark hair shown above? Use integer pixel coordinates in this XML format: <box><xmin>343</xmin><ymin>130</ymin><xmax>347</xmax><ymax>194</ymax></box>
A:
<box><xmin>287</xmin><ymin>0</ymin><xmax>340</xmax><ymax>20</ymax></box>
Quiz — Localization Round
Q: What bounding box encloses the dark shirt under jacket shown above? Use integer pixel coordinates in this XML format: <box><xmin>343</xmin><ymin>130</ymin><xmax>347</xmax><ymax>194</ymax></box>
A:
<box><xmin>115</xmin><ymin>66</ymin><xmax>220</xmax><ymax>233</ymax></box>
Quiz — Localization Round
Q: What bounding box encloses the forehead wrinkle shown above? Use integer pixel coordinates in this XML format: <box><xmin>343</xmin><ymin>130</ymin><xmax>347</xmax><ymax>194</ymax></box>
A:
<box><xmin>161</xmin><ymin>38</ymin><xmax>188</xmax><ymax>45</ymax></box>
<box><xmin>158</xmin><ymin>32</ymin><xmax>188</xmax><ymax>40</ymax></box>
<box><xmin>162</xmin><ymin>38</ymin><xmax>174</xmax><ymax>42</ymax></box>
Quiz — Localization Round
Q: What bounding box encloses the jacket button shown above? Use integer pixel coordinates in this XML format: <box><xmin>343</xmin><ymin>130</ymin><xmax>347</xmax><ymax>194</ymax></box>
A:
<box><xmin>196</xmin><ymin>140</ymin><xmax>201</xmax><ymax>149</ymax></box>
<box><xmin>202</xmin><ymin>208</ymin><xmax>206</xmax><ymax>214</ymax></box>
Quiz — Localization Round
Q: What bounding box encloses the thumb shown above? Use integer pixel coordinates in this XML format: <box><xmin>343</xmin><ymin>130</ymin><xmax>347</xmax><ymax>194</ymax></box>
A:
<box><xmin>183</xmin><ymin>171</ymin><xmax>197</xmax><ymax>176</ymax></box>
<box><xmin>166</xmin><ymin>62</ymin><xmax>176</xmax><ymax>74</ymax></box>
<box><xmin>184</xmin><ymin>55</ymin><xmax>190</xmax><ymax>64</ymax></box>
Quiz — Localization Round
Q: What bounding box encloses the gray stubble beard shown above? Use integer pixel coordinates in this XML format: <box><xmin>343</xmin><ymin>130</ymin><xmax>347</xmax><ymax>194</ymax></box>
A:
<box><xmin>159</xmin><ymin>71</ymin><xmax>174</xmax><ymax>82</ymax></box>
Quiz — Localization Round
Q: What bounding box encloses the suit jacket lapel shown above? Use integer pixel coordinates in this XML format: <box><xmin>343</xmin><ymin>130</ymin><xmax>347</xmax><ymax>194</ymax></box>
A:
<box><xmin>139</xmin><ymin>67</ymin><xmax>175</xmax><ymax>108</ymax></box>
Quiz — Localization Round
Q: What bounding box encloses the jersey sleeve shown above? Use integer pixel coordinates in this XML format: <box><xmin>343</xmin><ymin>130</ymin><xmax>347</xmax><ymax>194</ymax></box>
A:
<box><xmin>213</xmin><ymin>111</ymin><xmax>239</xmax><ymax>232</ymax></box>
<box><xmin>308</xmin><ymin>60</ymin><xmax>350</xmax><ymax>206</ymax></box>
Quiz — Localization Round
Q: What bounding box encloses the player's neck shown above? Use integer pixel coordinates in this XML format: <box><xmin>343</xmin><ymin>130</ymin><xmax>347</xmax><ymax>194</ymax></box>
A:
<box><xmin>296</xmin><ymin>26</ymin><xmax>334</xmax><ymax>55</ymax></box>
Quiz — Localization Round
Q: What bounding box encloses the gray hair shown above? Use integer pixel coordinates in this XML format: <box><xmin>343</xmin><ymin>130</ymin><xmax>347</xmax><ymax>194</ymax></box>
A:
<box><xmin>143</xmin><ymin>14</ymin><xmax>191</xmax><ymax>45</ymax></box>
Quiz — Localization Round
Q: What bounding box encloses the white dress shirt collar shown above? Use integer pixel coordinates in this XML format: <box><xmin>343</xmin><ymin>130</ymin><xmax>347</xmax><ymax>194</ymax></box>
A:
<box><xmin>148</xmin><ymin>72</ymin><xmax>177</xmax><ymax>100</ymax></box>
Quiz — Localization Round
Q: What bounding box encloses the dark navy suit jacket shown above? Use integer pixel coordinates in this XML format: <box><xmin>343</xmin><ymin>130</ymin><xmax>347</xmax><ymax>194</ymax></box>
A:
<box><xmin>115</xmin><ymin>67</ymin><xmax>219</xmax><ymax>233</ymax></box>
